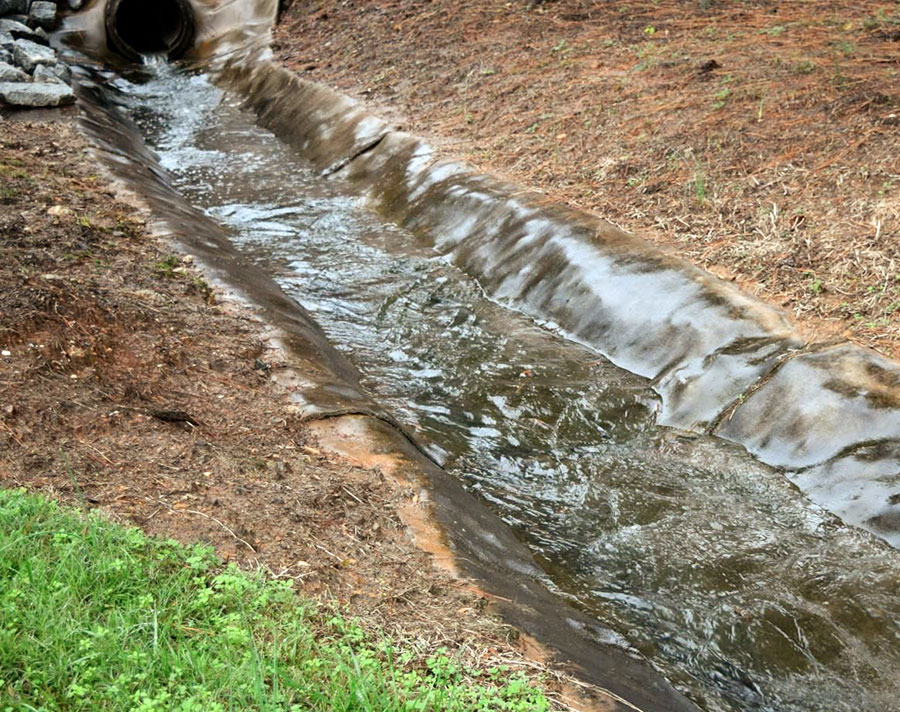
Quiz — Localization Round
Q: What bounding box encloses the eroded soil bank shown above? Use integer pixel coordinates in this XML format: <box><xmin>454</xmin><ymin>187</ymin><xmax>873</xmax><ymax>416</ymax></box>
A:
<box><xmin>0</xmin><ymin>118</ymin><xmax>612</xmax><ymax>710</ymax></box>
<box><xmin>275</xmin><ymin>0</ymin><xmax>900</xmax><ymax>357</ymax></box>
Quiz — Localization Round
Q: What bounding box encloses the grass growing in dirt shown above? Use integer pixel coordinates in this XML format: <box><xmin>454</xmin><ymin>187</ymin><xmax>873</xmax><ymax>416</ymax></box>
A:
<box><xmin>0</xmin><ymin>489</ymin><xmax>550</xmax><ymax>711</ymax></box>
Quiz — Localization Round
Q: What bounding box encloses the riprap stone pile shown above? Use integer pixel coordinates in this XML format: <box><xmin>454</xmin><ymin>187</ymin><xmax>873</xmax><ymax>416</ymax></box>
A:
<box><xmin>0</xmin><ymin>0</ymin><xmax>82</xmax><ymax>108</ymax></box>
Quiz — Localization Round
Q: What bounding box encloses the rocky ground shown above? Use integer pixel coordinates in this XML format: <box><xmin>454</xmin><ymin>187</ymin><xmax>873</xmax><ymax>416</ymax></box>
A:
<box><xmin>275</xmin><ymin>0</ymin><xmax>900</xmax><ymax>358</ymax></box>
<box><xmin>0</xmin><ymin>0</ymin><xmax>81</xmax><ymax>108</ymax></box>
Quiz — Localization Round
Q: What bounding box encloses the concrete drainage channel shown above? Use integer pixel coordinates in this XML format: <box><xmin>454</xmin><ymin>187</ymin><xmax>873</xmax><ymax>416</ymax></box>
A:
<box><xmin>218</xmin><ymin>60</ymin><xmax>900</xmax><ymax>549</ymax></box>
<box><xmin>11</xmin><ymin>1</ymin><xmax>900</xmax><ymax>710</ymax></box>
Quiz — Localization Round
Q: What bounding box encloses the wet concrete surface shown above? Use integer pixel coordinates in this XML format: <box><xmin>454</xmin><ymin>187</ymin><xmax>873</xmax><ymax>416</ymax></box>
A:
<box><xmin>72</xmin><ymin>63</ymin><xmax>697</xmax><ymax>712</ymax></box>
<box><xmin>222</xmin><ymin>59</ymin><xmax>900</xmax><ymax>551</ymax></box>
<box><xmin>63</xmin><ymin>61</ymin><xmax>900</xmax><ymax>711</ymax></box>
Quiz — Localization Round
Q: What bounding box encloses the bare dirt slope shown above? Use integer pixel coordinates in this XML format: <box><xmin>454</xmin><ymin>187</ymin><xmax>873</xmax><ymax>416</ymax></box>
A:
<box><xmin>275</xmin><ymin>0</ymin><xmax>900</xmax><ymax>356</ymax></box>
<box><xmin>0</xmin><ymin>118</ymin><xmax>602</xmax><ymax>710</ymax></box>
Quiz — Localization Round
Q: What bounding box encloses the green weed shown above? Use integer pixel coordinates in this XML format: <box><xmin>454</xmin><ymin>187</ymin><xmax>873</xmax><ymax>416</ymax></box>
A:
<box><xmin>713</xmin><ymin>88</ymin><xmax>731</xmax><ymax>109</ymax></box>
<box><xmin>634</xmin><ymin>41</ymin><xmax>665</xmax><ymax>70</ymax></box>
<box><xmin>154</xmin><ymin>254</ymin><xmax>181</xmax><ymax>278</ymax></box>
<box><xmin>862</xmin><ymin>14</ymin><xmax>881</xmax><ymax>31</ymax></box>
<box><xmin>0</xmin><ymin>489</ymin><xmax>552</xmax><ymax>711</ymax></box>
<box><xmin>836</xmin><ymin>40</ymin><xmax>856</xmax><ymax>57</ymax></box>
<box><xmin>189</xmin><ymin>275</ymin><xmax>215</xmax><ymax>303</ymax></box>
<box><xmin>694</xmin><ymin>171</ymin><xmax>707</xmax><ymax>203</ymax></box>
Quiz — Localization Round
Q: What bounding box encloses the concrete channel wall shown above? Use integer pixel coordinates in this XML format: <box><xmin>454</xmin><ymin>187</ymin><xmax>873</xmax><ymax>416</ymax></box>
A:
<box><xmin>63</xmin><ymin>3</ymin><xmax>900</xmax><ymax>706</ymax></box>
<box><xmin>219</xmin><ymin>60</ymin><xmax>900</xmax><ymax>548</ymax></box>
<box><xmin>74</xmin><ymin>68</ymin><xmax>699</xmax><ymax>712</ymax></box>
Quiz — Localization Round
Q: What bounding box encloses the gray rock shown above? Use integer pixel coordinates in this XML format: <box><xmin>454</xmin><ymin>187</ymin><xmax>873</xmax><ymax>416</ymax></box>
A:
<box><xmin>0</xmin><ymin>49</ymin><xmax>11</xmax><ymax>64</ymax></box>
<box><xmin>48</xmin><ymin>58</ymin><xmax>67</xmax><ymax>80</ymax></box>
<box><xmin>6</xmin><ymin>14</ymin><xmax>29</xmax><ymax>26</ymax></box>
<box><xmin>0</xmin><ymin>0</ymin><xmax>28</xmax><ymax>15</ymax></box>
<box><xmin>0</xmin><ymin>19</ymin><xmax>32</xmax><ymax>36</ymax></box>
<box><xmin>0</xmin><ymin>60</ymin><xmax>29</xmax><ymax>82</ymax></box>
<box><xmin>12</xmin><ymin>38</ymin><xmax>55</xmax><ymax>73</ymax></box>
<box><xmin>0</xmin><ymin>30</ymin><xmax>14</xmax><ymax>51</ymax></box>
<box><xmin>66</xmin><ymin>0</ymin><xmax>84</xmax><ymax>9</ymax></box>
<box><xmin>28</xmin><ymin>1</ymin><xmax>56</xmax><ymax>30</ymax></box>
<box><xmin>33</xmin><ymin>63</ymin><xmax>65</xmax><ymax>84</ymax></box>
<box><xmin>0</xmin><ymin>80</ymin><xmax>74</xmax><ymax>107</ymax></box>
<box><xmin>0</xmin><ymin>18</ymin><xmax>47</xmax><ymax>45</ymax></box>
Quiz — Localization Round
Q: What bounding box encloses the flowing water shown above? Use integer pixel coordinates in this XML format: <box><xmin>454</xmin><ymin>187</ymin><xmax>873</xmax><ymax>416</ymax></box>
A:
<box><xmin>96</xmin><ymin>64</ymin><xmax>900</xmax><ymax>711</ymax></box>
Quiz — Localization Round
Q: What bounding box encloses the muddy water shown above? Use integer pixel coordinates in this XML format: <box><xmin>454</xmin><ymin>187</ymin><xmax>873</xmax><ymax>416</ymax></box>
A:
<box><xmin>100</xmin><ymin>65</ymin><xmax>900</xmax><ymax>712</ymax></box>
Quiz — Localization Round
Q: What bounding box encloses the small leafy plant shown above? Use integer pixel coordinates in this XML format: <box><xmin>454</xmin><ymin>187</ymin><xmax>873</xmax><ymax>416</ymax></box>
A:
<box><xmin>154</xmin><ymin>254</ymin><xmax>181</xmax><ymax>278</ymax></box>
<box><xmin>0</xmin><ymin>489</ymin><xmax>553</xmax><ymax>711</ymax></box>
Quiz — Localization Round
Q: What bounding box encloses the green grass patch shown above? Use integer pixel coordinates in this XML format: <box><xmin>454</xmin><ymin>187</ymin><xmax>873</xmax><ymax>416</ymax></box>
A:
<box><xmin>0</xmin><ymin>489</ymin><xmax>551</xmax><ymax>711</ymax></box>
<box><xmin>153</xmin><ymin>254</ymin><xmax>181</xmax><ymax>278</ymax></box>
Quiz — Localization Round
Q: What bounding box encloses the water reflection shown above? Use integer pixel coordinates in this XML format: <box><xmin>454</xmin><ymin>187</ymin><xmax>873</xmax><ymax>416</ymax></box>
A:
<box><xmin>110</xmin><ymin>65</ymin><xmax>900</xmax><ymax>712</ymax></box>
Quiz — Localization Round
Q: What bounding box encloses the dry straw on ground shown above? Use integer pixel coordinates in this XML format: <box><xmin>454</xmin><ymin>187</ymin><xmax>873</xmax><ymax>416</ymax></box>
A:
<box><xmin>277</xmin><ymin>0</ymin><xmax>900</xmax><ymax>356</ymax></box>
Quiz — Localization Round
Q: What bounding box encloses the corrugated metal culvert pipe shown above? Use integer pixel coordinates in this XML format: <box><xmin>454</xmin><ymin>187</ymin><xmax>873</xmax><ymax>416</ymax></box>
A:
<box><xmin>104</xmin><ymin>0</ymin><xmax>196</xmax><ymax>61</ymax></box>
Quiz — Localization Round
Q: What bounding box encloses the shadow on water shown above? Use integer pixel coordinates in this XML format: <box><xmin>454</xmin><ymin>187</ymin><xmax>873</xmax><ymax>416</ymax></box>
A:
<box><xmin>79</xmin><ymin>62</ymin><xmax>900</xmax><ymax>712</ymax></box>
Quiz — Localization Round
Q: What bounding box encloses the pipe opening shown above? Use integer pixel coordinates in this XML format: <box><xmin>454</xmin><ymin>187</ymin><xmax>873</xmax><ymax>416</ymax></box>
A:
<box><xmin>105</xmin><ymin>0</ymin><xmax>196</xmax><ymax>62</ymax></box>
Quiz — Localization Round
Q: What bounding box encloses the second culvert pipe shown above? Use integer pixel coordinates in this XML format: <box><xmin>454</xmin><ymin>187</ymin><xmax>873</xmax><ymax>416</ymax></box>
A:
<box><xmin>105</xmin><ymin>0</ymin><xmax>196</xmax><ymax>62</ymax></box>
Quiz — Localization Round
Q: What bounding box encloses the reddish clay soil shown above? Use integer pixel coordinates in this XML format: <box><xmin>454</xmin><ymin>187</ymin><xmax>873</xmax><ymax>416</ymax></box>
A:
<box><xmin>0</xmin><ymin>118</ymin><xmax>606</xmax><ymax>710</ymax></box>
<box><xmin>275</xmin><ymin>0</ymin><xmax>900</xmax><ymax>357</ymax></box>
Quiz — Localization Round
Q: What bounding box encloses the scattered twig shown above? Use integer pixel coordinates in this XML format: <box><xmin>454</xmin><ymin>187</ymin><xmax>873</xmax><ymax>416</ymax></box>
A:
<box><xmin>341</xmin><ymin>485</ymin><xmax>365</xmax><ymax>505</ymax></box>
<box><xmin>76</xmin><ymin>438</ymin><xmax>118</xmax><ymax>466</ymax></box>
<box><xmin>0</xmin><ymin>420</ymin><xmax>24</xmax><ymax>447</ymax></box>
<box><xmin>184</xmin><ymin>508</ymin><xmax>257</xmax><ymax>553</ymax></box>
<box><xmin>147</xmin><ymin>496</ymin><xmax>256</xmax><ymax>553</ymax></box>
<box><xmin>314</xmin><ymin>543</ymin><xmax>345</xmax><ymax>563</ymax></box>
